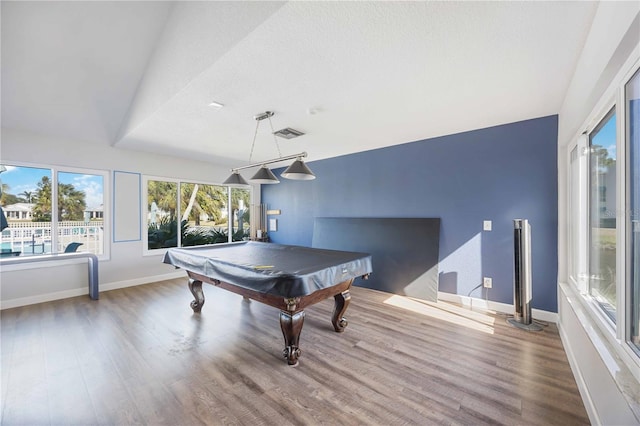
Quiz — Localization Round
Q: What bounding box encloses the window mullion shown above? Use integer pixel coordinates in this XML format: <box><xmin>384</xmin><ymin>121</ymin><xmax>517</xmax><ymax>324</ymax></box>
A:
<box><xmin>177</xmin><ymin>183</ymin><xmax>182</xmax><ymax>248</ymax></box>
<box><xmin>617</xmin><ymin>85</ymin><xmax>627</xmax><ymax>341</ymax></box>
<box><xmin>227</xmin><ymin>187</ymin><xmax>232</xmax><ymax>243</ymax></box>
<box><xmin>577</xmin><ymin>134</ymin><xmax>589</xmax><ymax>294</ymax></box>
<box><xmin>51</xmin><ymin>168</ymin><xmax>59</xmax><ymax>253</ymax></box>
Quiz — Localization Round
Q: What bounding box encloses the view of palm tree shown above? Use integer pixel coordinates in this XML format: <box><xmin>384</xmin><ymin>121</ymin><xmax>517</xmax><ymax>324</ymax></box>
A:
<box><xmin>146</xmin><ymin>180</ymin><xmax>250</xmax><ymax>249</ymax></box>
<box><xmin>1</xmin><ymin>165</ymin><xmax>105</xmax><ymax>255</ymax></box>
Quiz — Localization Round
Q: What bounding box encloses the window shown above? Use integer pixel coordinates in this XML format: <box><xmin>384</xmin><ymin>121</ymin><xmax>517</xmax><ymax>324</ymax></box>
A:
<box><xmin>147</xmin><ymin>179</ymin><xmax>178</xmax><ymax>249</ymax></box>
<box><xmin>179</xmin><ymin>182</ymin><xmax>228</xmax><ymax>246</ymax></box>
<box><xmin>0</xmin><ymin>164</ymin><xmax>107</xmax><ymax>257</ymax></box>
<box><xmin>569</xmin><ymin>59</ymin><xmax>640</xmax><ymax>368</ymax></box>
<box><xmin>627</xmin><ymin>68</ymin><xmax>640</xmax><ymax>351</ymax></box>
<box><xmin>589</xmin><ymin>109</ymin><xmax>617</xmax><ymax>322</ymax></box>
<box><xmin>57</xmin><ymin>171</ymin><xmax>105</xmax><ymax>254</ymax></box>
<box><xmin>145</xmin><ymin>177</ymin><xmax>250</xmax><ymax>251</ymax></box>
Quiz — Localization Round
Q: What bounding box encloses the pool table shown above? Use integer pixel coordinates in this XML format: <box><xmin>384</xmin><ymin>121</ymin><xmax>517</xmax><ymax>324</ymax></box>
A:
<box><xmin>163</xmin><ymin>241</ymin><xmax>372</xmax><ymax>365</ymax></box>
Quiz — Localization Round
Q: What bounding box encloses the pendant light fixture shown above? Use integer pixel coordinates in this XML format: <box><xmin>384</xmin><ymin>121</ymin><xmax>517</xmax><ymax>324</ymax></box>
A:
<box><xmin>281</xmin><ymin>158</ymin><xmax>316</xmax><ymax>180</ymax></box>
<box><xmin>250</xmin><ymin>166</ymin><xmax>280</xmax><ymax>184</ymax></box>
<box><xmin>222</xmin><ymin>170</ymin><xmax>248</xmax><ymax>186</ymax></box>
<box><xmin>222</xmin><ymin>111</ymin><xmax>316</xmax><ymax>186</ymax></box>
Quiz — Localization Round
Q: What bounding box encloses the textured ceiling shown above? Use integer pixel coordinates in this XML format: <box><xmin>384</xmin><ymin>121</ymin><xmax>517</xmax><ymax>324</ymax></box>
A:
<box><xmin>1</xmin><ymin>1</ymin><xmax>598</xmax><ymax>168</ymax></box>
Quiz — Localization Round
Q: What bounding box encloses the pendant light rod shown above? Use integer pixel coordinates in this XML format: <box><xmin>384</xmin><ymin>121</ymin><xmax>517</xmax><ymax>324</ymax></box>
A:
<box><xmin>230</xmin><ymin>152</ymin><xmax>308</xmax><ymax>173</ymax></box>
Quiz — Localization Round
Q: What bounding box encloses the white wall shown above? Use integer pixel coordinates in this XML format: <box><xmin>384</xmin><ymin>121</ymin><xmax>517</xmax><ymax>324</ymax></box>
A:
<box><xmin>0</xmin><ymin>127</ymin><xmax>260</xmax><ymax>308</ymax></box>
<box><xmin>557</xmin><ymin>2</ymin><xmax>640</xmax><ymax>424</ymax></box>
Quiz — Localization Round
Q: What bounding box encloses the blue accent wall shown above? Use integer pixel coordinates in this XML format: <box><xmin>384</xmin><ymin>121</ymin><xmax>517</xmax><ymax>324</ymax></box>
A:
<box><xmin>262</xmin><ymin>116</ymin><xmax>558</xmax><ymax>312</ymax></box>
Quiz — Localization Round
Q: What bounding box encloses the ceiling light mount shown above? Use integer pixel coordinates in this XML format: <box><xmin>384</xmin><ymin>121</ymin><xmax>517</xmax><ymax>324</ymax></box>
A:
<box><xmin>222</xmin><ymin>111</ymin><xmax>315</xmax><ymax>186</ymax></box>
<box><xmin>254</xmin><ymin>111</ymin><xmax>274</xmax><ymax>121</ymax></box>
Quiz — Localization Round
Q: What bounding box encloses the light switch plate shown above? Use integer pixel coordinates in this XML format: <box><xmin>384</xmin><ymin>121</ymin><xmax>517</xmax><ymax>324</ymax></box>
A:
<box><xmin>483</xmin><ymin>220</ymin><xmax>492</xmax><ymax>231</ymax></box>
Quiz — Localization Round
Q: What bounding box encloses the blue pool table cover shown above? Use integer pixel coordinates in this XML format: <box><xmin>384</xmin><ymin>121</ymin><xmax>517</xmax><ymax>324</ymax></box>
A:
<box><xmin>163</xmin><ymin>241</ymin><xmax>372</xmax><ymax>298</ymax></box>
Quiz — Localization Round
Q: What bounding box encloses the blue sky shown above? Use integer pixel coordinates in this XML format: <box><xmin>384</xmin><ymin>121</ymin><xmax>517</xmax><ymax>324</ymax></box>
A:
<box><xmin>592</xmin><ymin>112</ymin><xmax>617</xmax><ymax>159</ymax></box>
<box><xmin>0</xmin><ymin>166</ymin><xmax>104</xmax><ymax>208</ymax></box>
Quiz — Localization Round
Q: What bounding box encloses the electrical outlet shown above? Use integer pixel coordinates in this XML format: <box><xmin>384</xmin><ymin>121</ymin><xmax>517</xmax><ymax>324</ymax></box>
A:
<box><xmin>483</xmin><ymin>277</ymin><xmax>492</xmax><ymax>288</ymax></box>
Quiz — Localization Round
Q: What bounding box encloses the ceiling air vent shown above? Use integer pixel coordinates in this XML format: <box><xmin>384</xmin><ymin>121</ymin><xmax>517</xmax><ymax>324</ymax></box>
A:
<box><xmin>273</xmin><ymin>127</ymin><xmax>305</xmax><ymax>139</ymax></box>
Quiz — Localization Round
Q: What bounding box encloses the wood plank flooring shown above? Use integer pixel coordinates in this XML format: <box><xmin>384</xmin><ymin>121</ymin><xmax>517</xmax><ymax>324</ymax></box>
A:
<box><xmin>1</xmin><ymin>278</ymin><xmax>589</xmax><ymax>425</ymax></box>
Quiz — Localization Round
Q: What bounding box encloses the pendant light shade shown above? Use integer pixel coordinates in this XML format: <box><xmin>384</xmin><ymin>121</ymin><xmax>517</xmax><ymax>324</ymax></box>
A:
<box><xmin>281</xmin><ymin>159</ymin><xmax>316</xmax><ymax>180</ymax></box>
<box><xmin>222</xmin><ymin>111</ymin><xmax>316</xmax><ymax>186</ymax></box>
<box><xmin>249</xmin><ymin>166</ymin><xmax>280</xmax><ymax>184</ymax></box>
<box><xmin>222</xmin><ymin>171</ymin><xmax>249</xmax><ymax>187</ymax></box>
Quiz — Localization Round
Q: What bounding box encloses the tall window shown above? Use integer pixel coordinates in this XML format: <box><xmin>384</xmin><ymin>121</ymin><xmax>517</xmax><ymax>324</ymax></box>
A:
<box><xmin>627</xmin><ymin>69</ymin><xmax>640</xmax><ymax>351</ymax></box>
<box><xmin>145</xmin><ymin>178</ymin><xmax>248</xmax><ymax>251</ymax></box>
<box><xmin>589</xmin><ymin>109</ymin><xmax>617</xmax><ymax>322</ymax></box>
<box><xmin>57</xmin><ymin>172</ymin><xmax>104</xmax><ymax>254</ymax></box>
<box><xmin>0</xmin><ymin>164</ymin><xmax>107</xmax><ymax>256</ymax></box>
<box><xmin>147</xmin><ymin>180</ymin><xmax>178</xmax><ymax>249</ymax></box>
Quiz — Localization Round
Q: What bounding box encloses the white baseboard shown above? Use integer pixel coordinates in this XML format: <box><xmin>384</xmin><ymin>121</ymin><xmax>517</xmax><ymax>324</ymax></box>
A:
<box><xmin>0</xmin><ymin>270</ymin><xmax>185</xmax><ymax>310</ymax></box>
<box><xmin>437</xmin><ymin>291</ymin><xmax>558</xmax><ymax>323</ymax></box>
<box><xmin>99</xmin><ymin>270</ymin><xmax>185</xmax><ymax>292</ymax></box>
<box><xmin>0</xmin><ymin>287</ymin><xmax>88</xmax><ymax>310</ymax></box>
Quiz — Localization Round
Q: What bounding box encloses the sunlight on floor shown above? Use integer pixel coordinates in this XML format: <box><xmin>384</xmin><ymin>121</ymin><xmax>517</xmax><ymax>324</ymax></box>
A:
<box><xmin>383</xmin><ymin>294</ymin><xmax>496</xmax><ymax>334</ymax></box>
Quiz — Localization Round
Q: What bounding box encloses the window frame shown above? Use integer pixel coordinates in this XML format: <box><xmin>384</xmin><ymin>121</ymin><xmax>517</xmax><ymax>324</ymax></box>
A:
<box><xmin>568</xmin><ymin>134</ymin><xmax>589</xmax><ymax>294</ymax></box>
<box><xmin>587</xmin><ymin>106</ymin><xmax>618</xmax><ymax>324</ymax></box>
<box><xmin>567</xmin><ymin>53</ymin><xmax>640</xmax><ymax>378</ymax></box>
<box><xmin>624</xmin><ymin>67</ymin><xmax>640</xmax><ymax>357</ymax></box>
<box><xmin>618</xmin><ymin>60</ymin><xmax>638</xmax><ymax>366</ymax></box>
<box><xmin>0</xmin><ymin>160</ymin><xmax>110</xmax><ymax>261</ymax></box>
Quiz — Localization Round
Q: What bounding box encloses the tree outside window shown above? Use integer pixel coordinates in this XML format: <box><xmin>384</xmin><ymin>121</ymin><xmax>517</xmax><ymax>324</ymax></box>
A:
<box><xmin>146</xmin><ymin>179</ymin><xmax>248</xmax><ymax>250</ymax></box>
<box><xmin>0</xmin><ymin>165</ymin><xmax>105</xmax><ymax>255</ymax></box>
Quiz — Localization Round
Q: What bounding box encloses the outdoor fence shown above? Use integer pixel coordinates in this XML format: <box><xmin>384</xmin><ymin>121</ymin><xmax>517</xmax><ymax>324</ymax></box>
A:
<box><xmin>1</xmin><ymin>221</ymin><xmax>104</xmax><ymax>255</ymax></box>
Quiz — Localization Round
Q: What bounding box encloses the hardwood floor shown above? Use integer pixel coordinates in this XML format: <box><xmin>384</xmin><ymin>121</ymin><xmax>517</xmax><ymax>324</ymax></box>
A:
<box><xmin>1</xmin><ymin>279</ymin><xmax>589</xmax><ymax>425</ymax></box>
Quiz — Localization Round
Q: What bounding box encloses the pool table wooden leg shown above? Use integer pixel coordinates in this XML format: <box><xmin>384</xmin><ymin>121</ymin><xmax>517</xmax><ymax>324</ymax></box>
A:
<box><xmin>332</xmin><ymin>290</ymin><xmax>351</xmax><ymax>332</ymax></box>
<box><xmin>188</xmin><ymin>278</ymin><xmax>205</xmax><ymax>313</ymax></box>
<box><xmin>280</xmin><ymin>310</ymin><xmax>305</xmax><ymax>365</ymax></box>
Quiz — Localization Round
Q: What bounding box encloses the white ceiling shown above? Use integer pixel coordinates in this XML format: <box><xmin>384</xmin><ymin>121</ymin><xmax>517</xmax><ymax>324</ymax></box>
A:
<box><xmin>1</xmin><ymin>1</ymin><xmax>598</xmax><ymax>169</ymax></box>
